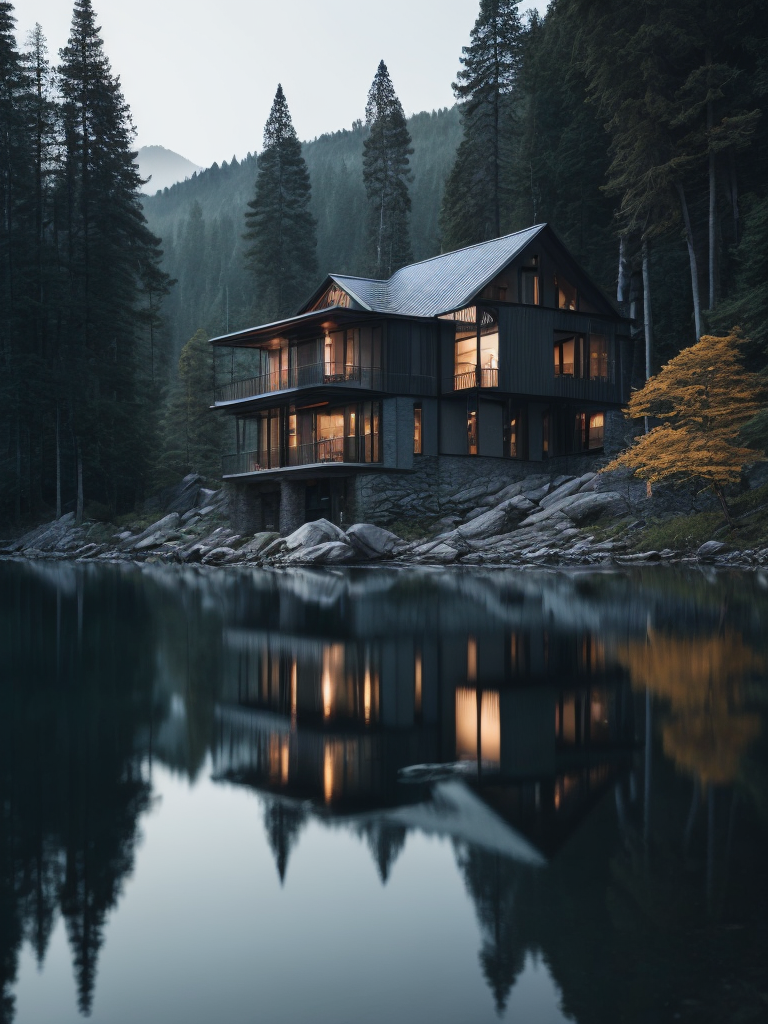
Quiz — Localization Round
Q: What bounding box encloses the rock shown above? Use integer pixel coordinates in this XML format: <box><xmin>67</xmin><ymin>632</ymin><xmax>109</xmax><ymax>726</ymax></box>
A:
<box><xmin>415</xmin><ymin>542</ymin><xmax>459</xmax><ymax>564</ymax></box>
<box><xmin>284</xmin><ymin>518</ymin><xmax>347</xmax><ymax>551</ymax></box>
<box><xmin>239</xmin><ymin>532</ymin><xmax>281</xmax><ymax>557</ymax></box>
<box><xmin>456</xmin><ymin>495</ymin><xmax>536</xmax><ymax>540</ymax></box>
<box><xmin>697</xmin><ymin>540</ymin><xmax>728</xmax><ymax>560</ymax></box>
<box><xmin>196</xmin><ymin>487</ymin><xmax>218</xmax><ymax>507</ymax></box>
<box><xmin>346</xmin><ymin>523</ymin><xmax>406</xmax><ymax>560</ymax></box>
<box><xmin>260</xmin><ymin>537</ymin><xmax>288</xmax><ymax>560</ymax></box>
<box><xmin>284</xmin><ymin>541</ymin><xmax>356</xmax><ymax>565</ymax></box>
<box><xmin>562</xmin><ymin>491</ymin><xmax>628</xmax><ymax>526</ymax></box>
<box><xmin>464</xmin><ymin>506</ymin><xmax>487</xmax><ymax>522</ymax></box>
<box><xmin>126</xmin><ymin>513</ymin><xmax>181</xmax><ymax>549</ymax></box>
<box><xmin>202</xmin><ymin>546</ymin><xmax>239</xmax><ymax>565</ymax></box>
<box><xmin>539</xmin><ymin>477</ymin><xmax>583</xmax><ymax>509</ymax></box>
<box><xmin>135</xmin><ymin>529</ymin><xmax>178</xmax><ymax>551</ymax></box>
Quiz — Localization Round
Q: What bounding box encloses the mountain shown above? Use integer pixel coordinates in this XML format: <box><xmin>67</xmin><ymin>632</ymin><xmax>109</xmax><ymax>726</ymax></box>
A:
<box><xmin>141</xmin><ymin>107</ymin><xmax>463</xmax><ymax>365</ymax></box>
<box><xmin>138</xmin><ymin>145</ymin><xmax>204</xmax><ymax>194</ymax></box>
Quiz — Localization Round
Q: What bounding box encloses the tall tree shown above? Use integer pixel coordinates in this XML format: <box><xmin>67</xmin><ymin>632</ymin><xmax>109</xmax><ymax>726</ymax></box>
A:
<box><xmin>156</xmin><ymin>329</ymin><xmax>225</xmax><ymax>484</ymax></box>
<box><xmin>244</xmin><ymin>84</ymin><xmax>317</xmax><ymax>321</ymax></box>
<box><xmin>440</xmin><ymin>0</ymin><xmax>523</xmax><ymax>250</ymax></box>
<box><xmin>362</xmin><ymin>60</ymin><xmax>413</xmax><ymax>277</ymax></box>
<box><xmin>57</xmin><ymin>0</ymin><xmax>170</xmax><ymax>517</ymax></box>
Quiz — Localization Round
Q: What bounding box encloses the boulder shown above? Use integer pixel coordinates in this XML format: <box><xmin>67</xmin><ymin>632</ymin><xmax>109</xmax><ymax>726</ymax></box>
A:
<box><xmin>127</xmin><ymin>513</ymin><xmax>181</xmax><ymax>549</ymax></box>
<box><xmin>539</xmin><ymin>477</ymin><xmax>583</xmax><ymax>509</ymax></box>
<box><xmin>202</xmin><ymin>546</ymin><xmax>240</xmax><ymax>565</ymax></box>
<box><xmin>697</xmin><ymin>540</ymin><xmax>728</xmax><ymax>560</ymax></box>
<box><xmin>346</xmin><ymin>523</ymin><xmax>406</xmax><ymax>560</ymax></box>
<box><xmin>415</xmin><ymin>541</ymin><xmax>459</xmax><ymax>564</ymax></box>
<box><xmin>284</xmin><ymin>518</ymin><xmax>347</xmax><ymax>551</ymax></box>
<box><xmin>562</xmin><ymin>491</ymin><xmax>627</xmax><ymax>526</ymax></box>
<box><xmin>456</xmin><ymin>495</ymin><xmax>535</xmax><ymax>540</ymax></box>
<box><xmin>239</xmin><ymin>532</ymin><xmax>281</xmax><ymax>557</ymax></box>
<box><xmin>285</xmin><ymin>541</ymin><xmax>356</xmax><ymax>565</ymax></box>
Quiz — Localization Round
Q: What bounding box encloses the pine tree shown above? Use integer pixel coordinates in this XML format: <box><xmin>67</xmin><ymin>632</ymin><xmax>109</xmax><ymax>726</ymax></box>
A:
<box><xmin>244</xmin><ymin>84</ymin><xmax>317</xmax><ymax>321</ymax></box>
<box><xmin>604</xmin><ymin>330</ymin><xmax>765</xmax><ymax>524</ymax></box>
<box><xmin>57</xmin><ymin>0</ymin><xmax>170</xmax><ymax>516</ymax></box>
<box><xmin>157</xmin><ymin>329</ymin><xmax>225</xmax><ymax>484</ymax></box>
<box><xmin>440</xmin><ymin>0</ymin><xmax>523</xmax><ymax>250</ymax></box>
<box><xmin>362</xmin><ymin>60</ymin><xmax>413</xmax><ymax>277</ymax></box>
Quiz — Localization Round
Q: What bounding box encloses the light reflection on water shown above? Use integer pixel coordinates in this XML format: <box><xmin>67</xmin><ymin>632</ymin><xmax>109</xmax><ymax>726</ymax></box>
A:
<box><xmin>1</xmin><ymin>562</ymin><xmax>767</xmax><ymax>1024</ymax></box>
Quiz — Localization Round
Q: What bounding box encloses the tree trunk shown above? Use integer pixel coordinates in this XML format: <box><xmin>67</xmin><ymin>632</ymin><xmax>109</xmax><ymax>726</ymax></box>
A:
<box><xmin>56</xmin><ymin>404</ymin><xmax>62</xmax><ymax>520</ymax></box>
<box><xmin>713</xmin><ymin>482</ymin><xmax>734</xmax><ymax>528</ymax></box>
<box><xmin>617</xmin><ymin>236</ymin><xmax>630</xmax><ymax>303</ymax></box>
<box><xmin>76</xmin><ymin>441</ymin><xmax>83</xmax><ymax>525</ymax></box>
<box><xmin>642</xmin><ymin>240</ymin><xmax>653</xmax><ymax>434</ymax></box>
<box><xmin>729</xmin><ymin>148</ymin><xmax>740</xmax><ymax>244</ymax></box>
<box><xmin>708</xmin><ymin>96</ymin><xmax>717</xmax><ymax>310</ymax></box>
<box><xmin>675</xmin><ymin>181</ymin><xmax>702</xmax><ymax>340</ymax></box>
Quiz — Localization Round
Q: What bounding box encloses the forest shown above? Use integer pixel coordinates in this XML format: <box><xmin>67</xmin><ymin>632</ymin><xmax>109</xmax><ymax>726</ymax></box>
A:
<box><xmin>1</xmin><ymin>0</ymin><xmax>767</xmax><ymax>524</ymax></box>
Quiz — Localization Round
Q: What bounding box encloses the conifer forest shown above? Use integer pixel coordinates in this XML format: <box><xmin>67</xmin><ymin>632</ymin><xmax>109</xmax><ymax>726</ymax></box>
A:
<box><xmin>1</xmin><ymin>0</ymin><xmax>767</xmax><ymax>523</ymax></box>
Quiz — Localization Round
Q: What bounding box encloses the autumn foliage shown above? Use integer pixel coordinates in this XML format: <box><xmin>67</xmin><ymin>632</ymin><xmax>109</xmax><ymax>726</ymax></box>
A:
<box><xmin>604</xmin><ymin>331</ymin><xmax>765</xmax><ymax>519</ymax></box>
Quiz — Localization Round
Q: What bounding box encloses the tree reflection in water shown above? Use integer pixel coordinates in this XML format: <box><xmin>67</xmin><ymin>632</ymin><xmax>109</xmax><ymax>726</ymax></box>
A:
<box><xmin>0</xmin><ymin>561</ymin><xmax>766</xmax><ymax>1023</ymax></box>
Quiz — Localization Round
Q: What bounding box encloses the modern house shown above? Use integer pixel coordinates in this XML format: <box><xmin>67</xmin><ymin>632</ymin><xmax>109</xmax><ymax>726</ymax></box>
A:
<box><xmin>211</xmin><ymin>224</ymin><xmax>633</xmax><ymax>534</ymax></box>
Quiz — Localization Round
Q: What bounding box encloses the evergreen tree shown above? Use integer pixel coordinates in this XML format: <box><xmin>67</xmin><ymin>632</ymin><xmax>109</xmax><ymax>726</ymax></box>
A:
<box><xmin>57</xmin><ymin>0</ymin><xmax>170</xmax><ymax>517</ymax></box>
<box><xmin>362</xmin><ymin>60</ymin><xmax>413</xmax><ymax>276</ymax></box>
<box><xmin>440</xmin><ymin>0</ymin><xmax>523</xmax><ymax>250</ymax></box>
<box><xmin>244</xmin><ymin>84</ymin><xmax>317</xmax><ymax>321</ymax></box>
<box><xmin>157</xmin><ymin>329</ymin><xmax>225</xmax><ymax>484</ymax></box>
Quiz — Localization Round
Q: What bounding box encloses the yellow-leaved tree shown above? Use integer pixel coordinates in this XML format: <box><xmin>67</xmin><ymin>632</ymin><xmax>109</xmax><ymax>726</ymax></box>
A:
<box><xmin>604</xmin><ymin>329</ymin><xmax>765</xmax><ymax>525</ymax></box>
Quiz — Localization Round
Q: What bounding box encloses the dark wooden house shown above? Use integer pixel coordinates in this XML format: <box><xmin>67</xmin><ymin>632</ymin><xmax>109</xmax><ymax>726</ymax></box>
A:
<box><xmin>211</xmin><ymin>224</ymin><xmax>632</xmax><ymax>533</ymax></box>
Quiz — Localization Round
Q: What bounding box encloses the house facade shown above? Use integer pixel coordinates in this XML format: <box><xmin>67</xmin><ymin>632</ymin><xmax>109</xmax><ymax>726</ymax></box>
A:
<box><xmin>211</xmin><ymin>224</ymin><xmax>633</xmax><ymax>535</ymax></box>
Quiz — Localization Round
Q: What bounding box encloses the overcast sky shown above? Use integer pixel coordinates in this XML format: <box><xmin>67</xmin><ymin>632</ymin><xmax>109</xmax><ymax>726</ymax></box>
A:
<box><xmin>14</xmin><ymin>0</ymin><xmax>549</xmax><ymax>168</ymax></box>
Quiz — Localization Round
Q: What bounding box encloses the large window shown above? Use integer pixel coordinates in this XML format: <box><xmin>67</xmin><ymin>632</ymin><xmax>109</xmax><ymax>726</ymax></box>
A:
<box><xmin>442</xmin><ymin>306</ymin><xmax>499</xmax><ymax>389</ymax></box>
<box><xmin>413</xmin><ymin>404</ymin><xmax>422</xmax><ymax>455</ymax></box>
<box><xmin>555</xmin><ymin>275</ymin><xmax>578</xmax><ymax>310</ymax></box>
<box><xmin>554</xmin><ymin>332</ymin><xmax>611</xmax><ymax>380</ymax></box>
<box><xmin>504</xmin><ymin>402</ymin><xmax>526</xmax><ymax>459</ymax></box>
<box><xmin>467</xmin><ymin>398</ymin><xmax>478</xmax><ymax>455</ymax></box>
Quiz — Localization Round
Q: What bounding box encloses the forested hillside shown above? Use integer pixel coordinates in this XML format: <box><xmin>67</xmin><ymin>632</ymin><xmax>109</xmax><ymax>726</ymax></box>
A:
<box><xmin>142</xmin><ymin>106</ymin><xmax>462</xmax><ymax>363</ymax></box>
<box><xmin>2</xmin><ymin>0</ymin><xmax>767</xmax><ymax>526</ymax></box>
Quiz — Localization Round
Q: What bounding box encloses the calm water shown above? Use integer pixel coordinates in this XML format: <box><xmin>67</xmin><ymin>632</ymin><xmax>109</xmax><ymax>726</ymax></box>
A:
<box><xmin>1</xmin><ymin>562</ymin><xmax>767</xmax><ymax>1024</ymax></box>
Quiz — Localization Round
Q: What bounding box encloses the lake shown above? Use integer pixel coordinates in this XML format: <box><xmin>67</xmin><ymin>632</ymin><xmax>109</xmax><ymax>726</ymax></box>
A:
<box><xmin>0</xmin><ymin>561</ymin><xmax>766</xmax><ymax>1024</ymax></box>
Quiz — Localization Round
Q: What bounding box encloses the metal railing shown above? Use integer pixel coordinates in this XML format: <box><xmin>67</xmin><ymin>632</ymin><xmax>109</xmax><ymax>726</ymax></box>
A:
<box><xmin>452</xmin><ymin>367</ymin><xmax>499</xmax><ymax>391</ymax></box>
<box><xmin>214</xmin><ymin>363</ymin><xmax>383</xmax><ymax>404</ymax></box>
<box><xmin>222</xmin><ymin>436</ymin><xmax>380</xmax><ymax>476</ymax></box>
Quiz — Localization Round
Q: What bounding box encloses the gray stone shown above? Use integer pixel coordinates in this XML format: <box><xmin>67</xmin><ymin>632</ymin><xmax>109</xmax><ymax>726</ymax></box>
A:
<box><xmin>284</xmin><ymin>518</ymin><xmax>347</xmax><ymax>551</ymax></box>
<box><xmin>202</xmin><ymin>546</ymin><xmax>240</xmax><ymax>565</ymax></box>
<box><xmin>522</xmin><ymin>483</ymin><xmax>551</xmax><ymax>503</ymax></box>
<box><xmin>539</xmin><ymin>478</ymin><xmax>583</xmax><ymax>508</ymax></box>
<box><xmin>464</xmin><ymin>506</ymin><xmax>487</xmax><ymax>522</ymax></box>
<box><xmin>415</xmin><ymin>542</ymin><xmax>459</xmax><ymax>564</ymax></box>
<box><xmin>285</xmin><ymin>541</ymin><xmax>356</xmax><ymax>565</ymax></box>
<box><xmin>456</xmin><ymin>495</ymin><xmax>536</xmax><ymax>540</ymax></box>
<box><xmin>697</xmin><ymin>540</ymin><xmax>728</xmax><ymax>559</ymax></box>
<box><xmin>239</xmin><ymin>532</ymin><xmax>281</xmax><ymax>557</ymax></box>
<box><xmin>562</xmin><ymin>491</ymin><xmax>627</xmax><ymax>526</ymax></box>
<box><xmin>346</xmin><ymin>523</ymin><xmax>405</xmax><ymax>560</ymax></box>
<box><xmin>128</xmin><ymin>513</ymin><xmax>181</xmax><ymax>548</ymax></box>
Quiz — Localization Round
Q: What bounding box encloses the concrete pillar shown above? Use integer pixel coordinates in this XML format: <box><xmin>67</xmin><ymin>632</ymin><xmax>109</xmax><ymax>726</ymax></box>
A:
<box><xmin>279</xmin><ymin>479</ymin><xmax>305</xmax><ymax>536</ymax></box>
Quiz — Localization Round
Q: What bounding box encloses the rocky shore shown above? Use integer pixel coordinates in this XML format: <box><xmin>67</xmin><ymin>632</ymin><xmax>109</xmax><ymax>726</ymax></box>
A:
<box><xmin>3</xmin><ymin>469</ymin><xmax>766</xmax><ymax>570</ymax></box>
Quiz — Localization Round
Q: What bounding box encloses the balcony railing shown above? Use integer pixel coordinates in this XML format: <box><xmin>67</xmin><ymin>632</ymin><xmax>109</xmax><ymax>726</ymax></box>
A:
<box><xmin>222</xmin><ymin>436</ymin><xmax>380</xmax><ymax>476</ymax></box>
<box><xmin>453</xmin><ymin>367</ymin><xmax>499</xmax><ymax>391</ymax></box>
<box><xmin>214</xmin><ymin>363</ymin><xmax>383</xmax><ymax>404</ymax></box>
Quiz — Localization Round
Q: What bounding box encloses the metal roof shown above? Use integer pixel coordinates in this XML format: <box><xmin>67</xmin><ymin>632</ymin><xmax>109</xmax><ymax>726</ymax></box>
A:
<box><xmin>325</xmin><ymin>224</ymin><xmax>546</xmax><ymax>317</ymax></box>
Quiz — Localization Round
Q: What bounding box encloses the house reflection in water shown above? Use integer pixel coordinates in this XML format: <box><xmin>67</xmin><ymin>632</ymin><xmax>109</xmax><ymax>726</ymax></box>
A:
<box><xmin>214</xmin><ymin>621</ymin><xmax>636</xmax><ymax>863</ymax></box>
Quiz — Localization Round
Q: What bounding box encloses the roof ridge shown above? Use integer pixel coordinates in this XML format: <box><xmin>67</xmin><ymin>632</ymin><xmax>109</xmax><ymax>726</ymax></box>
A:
<box><xmin>331</xmin><ymin>273</ymin><xmax>387</xmax><ymax>284</ymax></box>
<box><xmin>388</xmin><ymin>224</ymin><xmax>547</xmax><ymax>279</ymax></box>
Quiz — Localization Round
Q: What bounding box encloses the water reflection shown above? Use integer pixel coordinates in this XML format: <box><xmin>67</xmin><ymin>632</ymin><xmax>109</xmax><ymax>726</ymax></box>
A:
<box><xmin>0</xmin><ymin>562</ymin><xmax>766</xmax><ymax>1023</ymax></box>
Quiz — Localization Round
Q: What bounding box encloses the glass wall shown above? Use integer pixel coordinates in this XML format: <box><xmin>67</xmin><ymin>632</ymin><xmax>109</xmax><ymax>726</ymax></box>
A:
<box><xmin>554</xmin><ymin>332</ymin><xmax>611</xmax><ymax>381</ymax></box>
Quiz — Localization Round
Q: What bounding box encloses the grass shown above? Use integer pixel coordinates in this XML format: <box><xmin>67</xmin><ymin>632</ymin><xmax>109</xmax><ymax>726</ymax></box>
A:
<box><xmin>628</xmin><ymin>482</ymin><xmax>768</xmax><ymax>553</ymax></box>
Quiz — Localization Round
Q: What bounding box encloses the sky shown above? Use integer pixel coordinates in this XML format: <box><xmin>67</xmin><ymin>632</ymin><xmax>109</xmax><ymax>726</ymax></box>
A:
<box><xmin>13</xmin><ymin>0</ymin><xmax>549</xmax><ymax>168</ymax></box>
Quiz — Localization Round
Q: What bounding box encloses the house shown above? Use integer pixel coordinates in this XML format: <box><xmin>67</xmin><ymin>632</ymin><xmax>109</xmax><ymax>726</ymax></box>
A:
<box><xmin>211</xmin><ymin>224</ymin><xmax>633</xmax><ymax>535</ymax></box>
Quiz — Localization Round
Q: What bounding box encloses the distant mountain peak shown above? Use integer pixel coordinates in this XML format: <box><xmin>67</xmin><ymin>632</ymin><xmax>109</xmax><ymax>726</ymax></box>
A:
<box><xmin>137</xmin><ymin>146</ymin><xmax>204</xmax><ymax>194</ymax></box>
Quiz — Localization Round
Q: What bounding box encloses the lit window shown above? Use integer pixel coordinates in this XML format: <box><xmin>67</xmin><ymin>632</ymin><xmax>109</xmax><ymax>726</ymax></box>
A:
<box><xmin>588</xmin><ymin>334</ymin><xmax>609</xmax><ymax>380</ymax></box>
<box><xmin>556</xmin><ymin>275</ymin><xmax>578</xmax><ymax>310</ymax></box>
<box><xmin>467</xmin><ymin>401</ymin><xmax>478</xmax><ymax>455</ymax></box>
<box><xmin>588</xmin><ymin>412</ymin><xmax>605</xmax><ymax>449</ymax></box>
<box><xmin>413</xmin><ymin>404</ymin><xmax>422</xmax><ymax>455</ymax></box>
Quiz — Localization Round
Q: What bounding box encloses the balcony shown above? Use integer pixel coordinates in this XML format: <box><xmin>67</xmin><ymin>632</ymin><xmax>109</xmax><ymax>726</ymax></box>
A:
<box><xmin>222</xmin><ymin>436</ymin><xmax>381</xmax><ymax>476</ymax></box>
<box><xmin>452</xmin><ymin>366</ymin><xmax>499</xmax><ymax>391</ymax></box>
<box><xmin>214</xmin><ymin>363</ymin><xmax>383</xmax><ymax>404</ymax></box>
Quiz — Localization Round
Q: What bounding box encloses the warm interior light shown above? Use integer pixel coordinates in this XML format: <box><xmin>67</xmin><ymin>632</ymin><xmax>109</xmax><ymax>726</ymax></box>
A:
<box><xmin>290</xmin><ymin>659</ymin><xmax>297</xmax><ymax>726</ymax></box>
<box><xmin>324</xmin><ymin>743</ymin><xmax>334</xmax><ymax>803</ymax></box>
<box><xmin>364</xmin><ymin>667</ymin><xmax>371</xmax><ymax>725</ymax></box>
<box><xmin>414</xmin><ymin>651</ymin><xmax>422</xmax><ymax>714</ymax></box>
<box><xmin>455</xmin><ymin>687</ymin><xmax>500</xmax><ymax>766</ymax></box>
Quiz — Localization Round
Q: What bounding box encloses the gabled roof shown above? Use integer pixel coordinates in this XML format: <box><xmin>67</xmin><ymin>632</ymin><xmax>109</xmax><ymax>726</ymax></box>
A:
<box><xmin>302</xmin><ymin>224</ymin><xmax>547</xmax><ymax>318</ymax></box>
